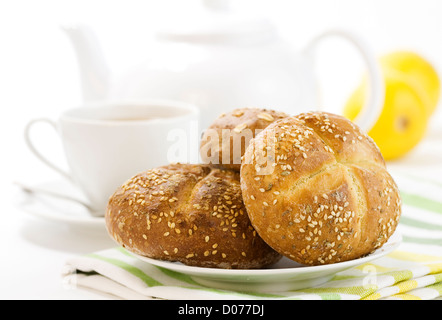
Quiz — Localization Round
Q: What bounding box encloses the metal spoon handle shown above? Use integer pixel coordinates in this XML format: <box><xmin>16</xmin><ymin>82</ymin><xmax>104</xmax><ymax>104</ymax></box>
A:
<box><xmin>14</xmin><ymin>181</ymin><xmax>100</xmax><ymax>216</ymax></box>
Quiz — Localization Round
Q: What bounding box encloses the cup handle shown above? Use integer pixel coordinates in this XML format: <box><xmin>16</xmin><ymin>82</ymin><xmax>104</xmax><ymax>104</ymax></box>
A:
<box><xmin>303</xmin><ymin>29</ymin><xmax>385</xmax><ymax>132</ymax></box>
<box><xmin>24</xmin><ymin>118</ymin><xmax>73</xmax><ymax>182</ymax></box>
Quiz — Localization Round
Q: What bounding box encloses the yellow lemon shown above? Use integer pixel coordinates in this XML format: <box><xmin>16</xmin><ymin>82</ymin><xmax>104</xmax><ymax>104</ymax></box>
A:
<box><xmin>380</xmin><ymin>51</ymin><xmax>440</xmax><ymax>115</ymax></box>
<box><xmin>344</xmin><ymin>72</ymin><xmax>429</xmax><ymax>160</ymax></box>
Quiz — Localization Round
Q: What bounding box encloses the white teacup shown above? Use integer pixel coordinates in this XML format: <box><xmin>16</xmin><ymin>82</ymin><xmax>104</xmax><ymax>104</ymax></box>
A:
<box><xmin>24</xmin><ymin>100</ymin><xmax>199</xmax><ymax>215</ymax></box>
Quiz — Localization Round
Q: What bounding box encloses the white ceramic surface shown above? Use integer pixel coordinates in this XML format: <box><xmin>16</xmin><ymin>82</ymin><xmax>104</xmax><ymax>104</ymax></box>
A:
<box><xmin>14</xmin><ymin>179</ymin><xmax>106</xmax><ymax>233</ymax></box>
<box><xmin>134</xmin><ymin>230</ymin><xmax>402</xmax><ymax>292</ymax></box>
<box><xmin>63</xmin><ymin>5</ymin><xmax>384</xmax><ymax>132</ymax></box>
<box><xmin>24</xmin><ymin>100</ymin><xmax>199</xmax><ymax>215</ymax></box>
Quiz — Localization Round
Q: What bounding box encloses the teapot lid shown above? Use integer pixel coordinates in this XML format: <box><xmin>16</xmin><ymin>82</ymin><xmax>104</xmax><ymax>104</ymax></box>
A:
<box><xmin>156</xmin><ymin>0</ymin><xmax>277</xmax><ymax>45</ymax></box>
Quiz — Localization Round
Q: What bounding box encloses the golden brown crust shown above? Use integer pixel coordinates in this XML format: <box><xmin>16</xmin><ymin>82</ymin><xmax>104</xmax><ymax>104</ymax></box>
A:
<box><xmin>240</xmin><ymin>112</ymin><xmax>401</xmax><ymax>266</ymax></box>
<box><xmin>200</xmin><ymin>108</ymin><xmax>288</xmax><ymax>171</ymax></box>
<box><xmin>105</xmin><ymin>163</ymin><xmax>281</xmax><ymax>269</ymax></box>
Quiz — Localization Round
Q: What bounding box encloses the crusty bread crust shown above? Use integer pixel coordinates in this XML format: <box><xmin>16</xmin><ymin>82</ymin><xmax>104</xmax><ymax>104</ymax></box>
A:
<box><xmin>240</xmin><ymin>112</ymin><xmax>401</xmax><ymax>265</ymax></box>
<box><xmin>106</xmin><ymin>164</ymin><xmax>281</xmax><ymax>269</ymax></box>
<box><xmin>200</xmin><ymin>108</ymin><xmax>288</xmax><ymax>171</ymax></box>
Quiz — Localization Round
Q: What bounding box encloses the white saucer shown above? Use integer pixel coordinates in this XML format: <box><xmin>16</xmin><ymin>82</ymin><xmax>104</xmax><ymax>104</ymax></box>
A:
<box><xmin>134</xmin><ymin>231</ymin><xmax>402</xmax><ymax>292</ymax></box>
<box><xmin>14</xmin><ymin>179</ymin><xmax>106</xmax><ymax>233</ymax></box>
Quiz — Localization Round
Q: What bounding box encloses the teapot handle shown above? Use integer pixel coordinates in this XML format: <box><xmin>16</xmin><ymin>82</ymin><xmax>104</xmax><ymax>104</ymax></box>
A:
<box><xmin>303</xmin><ymin>29</ymin><xmax>384</xmax><ymax>132</ymax></box>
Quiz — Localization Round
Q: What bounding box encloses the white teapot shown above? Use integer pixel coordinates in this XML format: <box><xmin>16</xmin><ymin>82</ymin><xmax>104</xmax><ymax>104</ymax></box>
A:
<box><xmin>63</xmin><ymin>2</ymin><xmax>383</xmax><ymax>132</ymax></box>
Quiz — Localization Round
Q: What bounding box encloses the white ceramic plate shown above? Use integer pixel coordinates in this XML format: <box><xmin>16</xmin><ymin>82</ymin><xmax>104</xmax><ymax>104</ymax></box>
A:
<box><xmin>13</xmin><ymin>179</ymin><xmax>106</xmax><ymax>233</ymax></box>
<box><xmin>134</xmin><ymin>230</ymin><xmax>402</xmax><ymax>292</ymax></box>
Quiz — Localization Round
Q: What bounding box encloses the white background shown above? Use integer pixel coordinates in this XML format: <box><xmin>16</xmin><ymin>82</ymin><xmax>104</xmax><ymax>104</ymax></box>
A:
<box><xmin>1</xmin><ymin>0</ymin><xmax>442</xmax><ymax>299</ymax></box>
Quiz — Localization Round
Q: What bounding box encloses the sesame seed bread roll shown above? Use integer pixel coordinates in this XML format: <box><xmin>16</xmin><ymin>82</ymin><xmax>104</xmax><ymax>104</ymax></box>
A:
<box><xmin>106</xmin><ymin>163</ymin><xmax>281</xmax><ymax>269</ymax></box>
<box><xmin>240</xmin><ymin>112</ymin><xmax>401</xmax><ymax>266</ymax></box>
<box><xmin>200</xmin><ymin>108</ymin><xmax>288</xmax><ymax>171</ymax></box>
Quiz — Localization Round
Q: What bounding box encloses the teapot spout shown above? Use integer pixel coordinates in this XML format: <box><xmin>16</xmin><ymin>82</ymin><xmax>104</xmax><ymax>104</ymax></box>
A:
<box><xmin>62</xmin><ymin>24</ymin><xmax>110</xmax><ymax>102</ymax></box>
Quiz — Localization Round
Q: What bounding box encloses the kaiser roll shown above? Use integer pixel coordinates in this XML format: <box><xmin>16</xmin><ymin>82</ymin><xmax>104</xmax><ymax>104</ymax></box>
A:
<box><xmin>200</xmin><ymin>108</ymin><xmax>288</xmax><ymax>171</ymax></box>
<box><xmin>240</xmin><ymin>111</ymin><xmax>401</xmax><ymax>266</ymax></box>
<box><xmin>106</xmin><ymin>163</ymin><xmax>281</xmax><ymax>269</ymax></box>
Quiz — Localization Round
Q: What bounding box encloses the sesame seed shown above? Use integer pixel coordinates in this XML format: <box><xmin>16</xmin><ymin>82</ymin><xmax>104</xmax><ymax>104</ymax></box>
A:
<box><xmin>232</xmin><ymin>110</ymin><xmax>244</xmax><ymax>117</ymax></box>
<box><xmin>234</xmin><ymin>123</ymin><xmax>248</xmax><ymax>133</ymax></box>
<box><xmin>257</xmin><ymin>112</ymin><xmax>275</xmax><ymax>121</ymax></box>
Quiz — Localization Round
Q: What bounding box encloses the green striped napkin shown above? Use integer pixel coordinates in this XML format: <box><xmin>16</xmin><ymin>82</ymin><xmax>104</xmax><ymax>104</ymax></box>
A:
<box><xmin>62</xmin><ymin>170</ymin><xmax>442</xmax><ymax>300</ymax></box>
